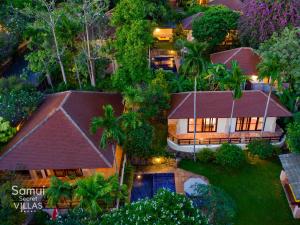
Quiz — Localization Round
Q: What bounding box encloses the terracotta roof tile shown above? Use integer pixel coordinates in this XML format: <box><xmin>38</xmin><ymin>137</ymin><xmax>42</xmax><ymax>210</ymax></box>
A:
<box><xmin>0</xmin><ymin>91</ymin><xmax>123</xmax><ymax>170</ymax></box>
<box><xmin>168</xmin><ymin>90</ymin><xmax>292</xmax><ymax>119</ymax></box>
<box><xmin>210</xmin><ymin>47</ymin><xmax>261</xmax><ymax>76</ymax></box>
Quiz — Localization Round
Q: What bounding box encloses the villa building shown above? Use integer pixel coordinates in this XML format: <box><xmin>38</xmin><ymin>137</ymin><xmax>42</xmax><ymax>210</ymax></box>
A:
<box><xmin>167</xmin><ymin>90</ymin><xmax>291</xmax><ymax>152</ymax></box>
<box><xmin>210</xmin><ymin>47</ymin><xmax>271</xmax><ymax>91</ymax></box>
<box><xmin>0</xmin><ymin>91</ymin><xmax>124</xmax><ymax>187</ymax></box>
<box><xmin>279</xmin><ymin>153</ymin><xmax>300</xmax><ymax>219</ymax></box>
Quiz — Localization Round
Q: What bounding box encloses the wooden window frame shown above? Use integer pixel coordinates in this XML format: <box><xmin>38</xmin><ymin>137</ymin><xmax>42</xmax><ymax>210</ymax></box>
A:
<box><xmin>188</xmin><ymin>118</ymin><xmax>218</xmax><ymax>133</ymax></box>
<box><xmin>235</xmin><ymin>117</ymin><xmax>263</xmax><ymax>131</ymax></box>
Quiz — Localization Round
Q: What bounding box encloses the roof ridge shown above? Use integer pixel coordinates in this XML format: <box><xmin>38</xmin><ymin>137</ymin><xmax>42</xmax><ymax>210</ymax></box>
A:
<box><xmin>223</xmin><ymin>48</ymin><xmax>242</xmax><ymax>64</ymax></box>
<box><xmin>168</xmin><ymin>93</ymin><xmax>192</xmax><ymax>119</ymax></box>
<box><xmin>59</xmin><ymin>107</ymin><xmax>112</xmax><ymax>167</ymax></box>
<box><xmin>0</xmin><ymin>108</ymin><xmax>61</xmax><ymax>160</ymax></box>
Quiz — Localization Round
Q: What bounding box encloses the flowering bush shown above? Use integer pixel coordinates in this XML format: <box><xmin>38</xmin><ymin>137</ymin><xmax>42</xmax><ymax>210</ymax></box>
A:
<box><xmin>239</xmin><ymin>0</ymin><xmax>300</xmax><ymax>48</ymax></box>
<box><xmin>101</xmin><ymin>189</ymin><xmax>208</xmax><ymax>225</ymax></box>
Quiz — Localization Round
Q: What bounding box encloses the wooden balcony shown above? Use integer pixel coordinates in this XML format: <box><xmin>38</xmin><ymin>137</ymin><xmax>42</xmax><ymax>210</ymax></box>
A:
<box><xmin>168</xmin><ymin>124</ymin><xmax>284</xmax><ymax>146</ymax></box>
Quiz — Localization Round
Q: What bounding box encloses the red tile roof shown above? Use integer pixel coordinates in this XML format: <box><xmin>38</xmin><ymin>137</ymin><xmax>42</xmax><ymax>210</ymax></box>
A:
<box><xmin>168</xmin><ymin>90</ymin><xmax>292</xmax><ymax>119</ymax></box>
<box><xmin>208</xmin><ymin>0</ymin><xmax>244</xmax><ymax>11</ymax></box>
<box><xmin>0</xmin><ymin>91</ymin><xmax>123</xmax><ymax>171</ymax></box>
<box><xmin>210</xmin><ymin>47</ymin><xmax>261</xmax><ymax>76</ymax></box>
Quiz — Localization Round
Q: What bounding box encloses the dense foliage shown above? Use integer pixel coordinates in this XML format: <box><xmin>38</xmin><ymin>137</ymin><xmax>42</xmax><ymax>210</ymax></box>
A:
<box><xmin>192</xmin><ymin>184</ymin><xmax>236</xmax><ymax>225</ymax></box>
<box><xmin>192</xmin><ymin>6</ymin><xmax>240</xmax><ymax>49</ymax></box>
<box><xmin>215</xmin><ymin>144</ymin><xmax>246</xmax><ymax>168</ymax></box>
<box><xmin>247</xmin><ymin>139</ymin><xmax>274</xmax><ymax>159</ymax></box>
<box><xmin>0</xmin><ymin>182</ymin><xmax>26</xmax><ymax>225</ymax></box>
<box><xmin>196</xmin><ymin>148</ymin><xmax>216</xmax><ymax>163</ymax></box>
<box><xmin>257</xmin><ymin>27</ymin><xmax>300</xmax><ymax>95</ymax></box>
<box><xmin>46</xmin><ymin>174</ymin><xmax>127</xmax><ymax>217</ymax></box>
<box><xmin>239</xmin><ymin>0</ymin><xmax>300</xmax><ymax>48</ymax></box>
<box><xmin>0</xmin><ymin>117</ymin><xmax>16</xmax><ymax>144</ymax></box>
<box><xmin>286</xmin><ymin>121</ymin><xmax>300</xmax><ymax>153</ymax></box>
<box><xmin>0</xmin><ymin>86</ymin><xmax>44</xmax><ymax>125</ymax></box>
<box><xmin>101</xmin><ymin>189</ymin><xmax>208</xmax><ymax>225</ymax></box>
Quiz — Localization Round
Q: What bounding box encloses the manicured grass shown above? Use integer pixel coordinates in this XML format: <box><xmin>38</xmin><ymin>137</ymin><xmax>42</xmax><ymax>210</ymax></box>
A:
<box><xmin>179</xmin><ymin>158</ymin><xmax>299</xmax><ymax>225</ymax></box>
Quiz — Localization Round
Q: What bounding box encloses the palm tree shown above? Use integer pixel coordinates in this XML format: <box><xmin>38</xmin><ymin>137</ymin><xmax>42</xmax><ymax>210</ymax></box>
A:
<box><xmin>225</xmin><ymin>61</ymin><xmax>247</xmax><ymax>136</ymax></box>
<box><xmin>122</xmin><ymin>86</ymin><xmax>144</xmax><ymax>112</ymax></box>
<box><xmin>258</xmin><ymin>58</ymin><xmax>283</xmax><ymax>136</ymax></box>
<box><xmin>181</xmin><ymin>41</ymin><xmax>208</xmax><ymax>162</ymax></box>
<box><xmin>90</xmin><ymin>105</ymin><xmax>124</xmax><ymax>149</ymax></box>
<box><xmin>74</xmin><ymin>174</ymin><xmax>126</xmax><ymax>216</ymax></box>
<box><xmin>181</xmin><ymin>42</ymin><xmax>208</xmax><ymax>78</ymax></box>
<box><xmin>45</xmin><ymin>176</ymin><xmax>73</xmax><ymax>207</ymax></box>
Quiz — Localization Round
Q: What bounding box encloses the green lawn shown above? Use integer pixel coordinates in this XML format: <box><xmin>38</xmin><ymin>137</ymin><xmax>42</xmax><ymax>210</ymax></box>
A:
<box><xmin>179</xmin><ymin>158</ymin><xmax>300</xmax><ymax>225</ymax></box>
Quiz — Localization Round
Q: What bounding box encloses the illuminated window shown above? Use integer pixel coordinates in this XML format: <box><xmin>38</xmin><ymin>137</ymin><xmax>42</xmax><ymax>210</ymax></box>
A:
<box><xmin>235</xmin><ymin>117</ymin><xmax>263</xmax><ymax>131</ymax></box>
<box><xmin>188</xmin><ymin>118</ymin><xmax>217</xmax><ymax>133</ymax></box>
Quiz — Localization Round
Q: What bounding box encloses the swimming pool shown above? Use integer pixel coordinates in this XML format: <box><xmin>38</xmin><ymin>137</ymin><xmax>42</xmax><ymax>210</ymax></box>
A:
<box><xmin>131</xmin><ymin>173</ymin><xmax>176</xmax><ymax>202</ymax></box>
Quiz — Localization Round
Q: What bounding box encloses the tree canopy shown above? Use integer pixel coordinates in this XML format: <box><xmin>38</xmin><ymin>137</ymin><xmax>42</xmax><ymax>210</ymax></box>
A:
<box><xmin>192</xmin><ymin>6</ymin><xmax>239</xmax><ymax>49</ymax></box>
<box><xmin>257</xmin><ymin>27</ymin><xmax>300</xmax><ymax>95</ymax></box>
<box><xmin>239</xmin><ymin>0</ymin><xmax>300</xmax><ymax>48</ymax></box>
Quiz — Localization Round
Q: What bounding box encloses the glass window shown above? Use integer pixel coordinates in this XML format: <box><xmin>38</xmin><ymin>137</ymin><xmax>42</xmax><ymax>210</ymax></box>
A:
<box><xmin>188</xmin><ymin>118</ymin><xmax>217</xmax><ymax>133</ymax></box>
<box><xmin>236</xmin><ymin>117</ymin><xmax>263</xmax><ymax>131</ymax></box>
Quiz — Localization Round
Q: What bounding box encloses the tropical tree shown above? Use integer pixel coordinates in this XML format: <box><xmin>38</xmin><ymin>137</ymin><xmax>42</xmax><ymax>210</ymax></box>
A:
<box><xmin>225</xmin><ymin>61</ymin><xmax>247</xmax><ymax>135</ymax></box>
<box><xmin>0</xmin><ymin>182</ymin><xmax>26</xmax><ymax>225</ymax></box>
<box><xmin>122</xmin><ymin>86</ymin><xmax>144</xmax><ymax>112</ymax></box>
<box><xmin>286</xmin><ymin>121</ymin><xmax>300</xmax><ymax>153</ymax></box>
<box><xmin>181</xmin><ymin>41</ymin><xmax>208</xmax><ymax>78</ymax></box>
<box><xmin>0</xmin><ymin>117</ymin><xmax>16</xmax><ymax>144</ymax></box>
<box><xmin>181</xmin><ymin>41</ymin><xmax>208</xmax><ymax>161</ymax></box>
<box><xmin>30</xmin><ymin>0</ymin><xmax>68</xmax><ymax>84</ymax></box>
<box><xmin>75</xmin><ymin>174</ymin><xmax>127</xmax><ymax>216</ymax></box>
<box><xmin>45</xmin><ymin>176</ymin><xmax>73</xmax><ymax>207</ymax></box>
<box><xmin>239</xmin><ymin>0</ymin><xmax>300</xmax><ymax>48</ymax></box>
<box><xmin>192</xmin><ymin>6</ymin><xmax>240</xmax><ymax>49</ymax></box>
<box><xmin>90</xmin><ymin>104</ymin><xmax>124</xmax><ymax>149</ymax></box>
<box><xmin>257</xmin><ymin>27</ymin><xmax>300</xmax><ymax>95</ymax></box>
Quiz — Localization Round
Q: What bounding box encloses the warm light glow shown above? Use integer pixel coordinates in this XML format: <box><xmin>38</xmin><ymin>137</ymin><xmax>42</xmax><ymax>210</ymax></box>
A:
<box><xmin>137</xmin><ymin>174</ymin><xmax>142</xmax><ymax>180</ymax></box>
<box><xmin>154</xmin><ymin>157</ymin><xmax>162</xmax><ymax>163</ymax></box>
<box><xmin>154</xmin><ymin>28</ymin><xmax>160</xmax><ymax>33</ymax></box>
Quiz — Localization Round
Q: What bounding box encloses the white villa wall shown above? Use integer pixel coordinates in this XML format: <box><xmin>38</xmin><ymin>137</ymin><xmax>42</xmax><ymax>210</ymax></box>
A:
<box><xmin>217</xmin><ymin>118</ymin><xmax>228</xmax><ymax>133</ymax></box>
<box><xmin>172</xmin><ymin>117</ymin><xmax>277</xmax><ymax>135</ymax></box>
<box><xmin>176</xmin><ymin>119</ymin><xmax>188</xmax><ymax>134</ymax></box>
<box><xmin>264</xmin><ymin>117</ymin><xmax>277</xmax><ymax>132</ymax></box>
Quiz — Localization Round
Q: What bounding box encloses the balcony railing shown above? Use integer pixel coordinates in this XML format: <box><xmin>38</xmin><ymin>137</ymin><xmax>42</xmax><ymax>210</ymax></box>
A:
<box><xmin>168</xmin><ymin>133</ymin><xmax>283</xmax><ymax>146</ymax></box>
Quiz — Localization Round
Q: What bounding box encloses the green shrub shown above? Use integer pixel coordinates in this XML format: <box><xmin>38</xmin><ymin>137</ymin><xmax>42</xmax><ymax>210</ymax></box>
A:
<box><xmin>216</xmin><ymin>144</ymin><xmax>246</xmax><ymax>168</ymax></box>
<box><xmin>0</xmin><ymin>117</ymin><xmax>16</xmax><ymax>144</ymax></box>
<box><xmin>247</xmin><ymin>139</ymin><xmax>274</xmax><ymax>159</ymax></box>
<box><xmin>30</xmin><ymin>210</ymin><xmax>49</xmax><ymax>225</ymax></box>
<box><xmin>196</xmin><ymin>148</ymin><xmax>216</xmax><ymax>163</ymax></box>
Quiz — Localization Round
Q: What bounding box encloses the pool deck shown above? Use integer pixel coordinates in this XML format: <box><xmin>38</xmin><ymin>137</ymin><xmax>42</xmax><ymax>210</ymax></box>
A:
<box><xmin>135</xmin><ymin>164</ymin><xmax>209</xmax><ymax>194</ymax></box>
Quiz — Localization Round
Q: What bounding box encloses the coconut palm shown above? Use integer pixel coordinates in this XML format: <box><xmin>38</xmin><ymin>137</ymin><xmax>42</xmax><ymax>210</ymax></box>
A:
<box><xmin>181</xmin><ymin>42</ymin><xmax>208</xmax><ymax>78</ymax></box>
<box><xmin>181</xmin><ymin>42</ymin><xmax>208</xmax><ymax>161</ymax></box>
<box><xmin>45</xmin><ymin>176</ymin><xmax>73</xmax><ymax>207</ymax></box>
<box><xmin>225</xmin><ymin>61</ymin><xmax>247</xmax><ymax>136</ymax></box>
<box><xmin>90</xmin><ymin>104</ymin><xmax>124</xmax><ymax>149</ymax></box>
<box><xmin>121</xmin><ymin>111</ymin><xmax>142</xmax><ymax>130</ymax></box>
<box><xmin>74</xmin><ymin>174</ymin><xmax>127</xmax><ymax>216</ymax></box>
<box><xmin>258</xmin><ymin>57</ymin><xmax>283</xmax><ymax>136</ymax></box>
